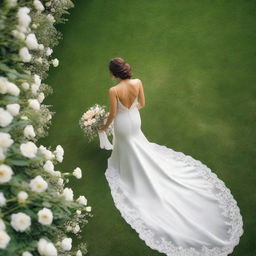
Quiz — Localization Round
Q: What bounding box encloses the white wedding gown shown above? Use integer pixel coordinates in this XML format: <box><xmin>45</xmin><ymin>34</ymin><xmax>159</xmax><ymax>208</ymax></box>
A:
<box><xmin>104</xmin><ymin>93</ymin><xmax>243</xmax><ymax>256</ymax></box>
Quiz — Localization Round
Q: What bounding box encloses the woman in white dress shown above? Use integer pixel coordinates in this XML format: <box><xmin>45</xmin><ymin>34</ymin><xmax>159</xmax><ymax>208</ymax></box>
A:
<box><xmin>99</xmin><ymin>57</ymin><xmax>243</xmax><ymax>256</ymax></box>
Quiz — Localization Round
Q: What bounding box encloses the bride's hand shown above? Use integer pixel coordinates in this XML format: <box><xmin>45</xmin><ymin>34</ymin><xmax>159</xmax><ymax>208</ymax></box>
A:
<box><xmin>99</xmin><ymin>125</ymin><xmax>107</xmax><ymax>132</ymax></box>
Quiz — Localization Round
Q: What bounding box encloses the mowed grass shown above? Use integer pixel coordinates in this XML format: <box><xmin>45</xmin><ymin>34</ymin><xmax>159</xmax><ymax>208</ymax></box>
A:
<box><xmin>40</xmin><ymin>0</ymin><xmax>256</xmax><ymax>255</ymax></box>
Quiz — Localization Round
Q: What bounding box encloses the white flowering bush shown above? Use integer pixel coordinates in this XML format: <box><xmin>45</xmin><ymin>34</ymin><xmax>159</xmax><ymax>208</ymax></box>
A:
<box><xmin>0</xmin><ymin>0</ymin><xmax>92</xmax><ymax>255</ymax></box>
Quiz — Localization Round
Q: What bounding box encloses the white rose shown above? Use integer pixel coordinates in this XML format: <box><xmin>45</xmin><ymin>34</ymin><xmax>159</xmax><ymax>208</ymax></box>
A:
<box><xmin>0</xmin><ymin>164</ymin><xmax>13</xmax><ymax>184</ymax></box>
<box><xmin>39</xmin><ymin>145</ymin><xmax>54</xmax><ymax>160</ymax></box>
<box><xmin>87</xmin><ymin>119</ymin><xmax>93</xmax><ymax>125</ymax></box>
<box><xmin>44</xmin><ymin>242</ymin><xmax>57</xmax><ymax>256</ymax></box>
<box><xmin>19</xmin><ymin>47</ymin><xmax>32</xmax><ymax>62</ymax></box>
<box><xmin>61</xmin><ymin>237</ymin><xmax>72</xmax><ymax>251</ymax></box>
<box><xmin>52</xmin><ymin>58</ymin><xmax>59</xmax><ymax>67</ymax></box>
<box><xmin>28</xmin><ymin>99</ymin><xmax>40</xmax><ymax>110</ymax></box>
<box><xmin>22</xmin><ymin>82</ymin><xmax>30</xmax><ymax>90</ymax></box>
<box><xmin>25</xmin><ymin>33</ymin><xmax>39</xmax><ymax>50</ymax></box>
<box><xmin>0</xmin><ymin>77</ymin><xmax>8</xmax><ymax>94</ymax></box>
<box><xmin>46</xmin><ymin>47</ymin><xmax>53</xmax><ymax>56</ymax></box>
<box><xmin>0</xmin><ymin>108</ymin><xmax>13</xmax><ymax>127</ymax></box>
<box><xmin>76</xmin><ymin>210</ymin><xmax>81</xmax><ymax>216</ymax></box>
<box><xmin>6</xmin><ymin>81</ymin><xmax>20</xmax><ymax>96</ymax></box>
<box><xmin>62</xmin><ymin>187</ymin><xmax>73</xmax><ymax>201</ymax></box>
<box><xmin>38</xmin><ymin>92</ymin><xmax>45</xmax><ymax>103</ymax></box>
<box><xmin>29</xmin><ymin>175</ymin><xmax>48</xmax><ymax>193</ymax></box>
<box><xmin>73</xmin><ymin>167</ymin><xmax>82</xmax><ymax>179</ymax></box>
<box><xmin>0</xmin><ymin>219</ymin><xmax>5</xmax><ymax>230</ymax></box>
<box><xmin>43</xmin><ymin>160</ymin><xmax>54</xmax><ymax>173</ymax></box>
<box><xmin>11</xmin><ymin>212</ymin><xmax>31</xmax><ymax>232</ymax></box>
<box><xmin>76</xmin><ymin>250</ymin><xmax>82</xmax><ymax>256</ymax></box>
<box><xmin>37</xmin><ymin>238</ymin><xmax>57</xmax><ymax>256</ymax></box>
<box><xmin>85</xmin><ymin>206</ymin><xmax>92</xmax><ymax>212</ymax></box>
<box><xmin>37</xmin><ymin>208</ymin><xmax>53</xmax><ymax>225</ymax></box>
<box><xmin>6</xmin><ymin>0</ymin><xmax>17</xmax><ymax>8</ymax></box>
<box><xmin>0</xmin><ymin>132</ymin><xmax>13</xmax><ymax>149</ymax></box>
<box><xmin>7</xmin><ymin>103</ymin><xmax>20</xmax><ymax>116</ymax></box>
<box><xmin>20</xmin><ymin>141</ymin><xmax>37</xmax><ymax>158</ymax></box>
<box><xmin>54</xmin><ymin>145</ymin><xmax>64</xmax><ymax>162</ymax></box>
<box><xmin>11</xmin><ymin>29</ymin><xmax>26</xmax><ymax>40</ymax></box>
<box><xmin>85</xmin><ymin>110</ymin><xmax>94</xmax><ymax>119</ymax></box>
<box><xmin>0</xmin><ymin>192</ymin><xmax>6</xmax><ymax>207</ymax></box>
<box><xmin>0</xmin><ymin>78</ymin><xmax>13</xmax><ymax>95</ymax></box>
<box><xmin>17</xmin><ymin>191</ymin><xmax>28</xmax><ymax>203</ymax></box>
<box><xmin>73</xmin><ymin>224</ymin><xmax>80</xmax><ymax>234</ymax></box>
<box><xmin>0</xmin><ymin>230</ymin><xmax>10</xmax><ymax>249</ymax></box>
<box><xmin>82</xmin><ymin>113</ymin><xmax>88</xmax><ymax>119</ymax></box>
<box><xmin>33</xmin><ymin>0</ymin><xmax>45</xmax><ymax>12</ymax></box>
<box><xmin>76</xmin><ymin>196</ymin><xmax>87</xmax><ymax>206</ymax></box>
<box><xmin>22</xmin><ymin>252</ymin><xmax>33</xmax><ymax>256</ymax></box>
<box><xmin>17</xmin><ymin>7</ymin><xmax>31</xmax><ymax>32</ymax></box>
<box><xmin>24</xmin><ymin>125</ymin><xmax>36</xmax><ymax>138</ymax></box>
<box><xmin>37</xmin><ymin>238</ymin><xmax>47</xmax><ymax>255</ymax></box>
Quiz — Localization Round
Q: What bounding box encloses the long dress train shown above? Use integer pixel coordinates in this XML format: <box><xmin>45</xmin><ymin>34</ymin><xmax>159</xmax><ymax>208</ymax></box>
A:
<box><xmin>104</xmin><ymin>93</ymin><xmax>243</xmax><ymax>256</ymax></box>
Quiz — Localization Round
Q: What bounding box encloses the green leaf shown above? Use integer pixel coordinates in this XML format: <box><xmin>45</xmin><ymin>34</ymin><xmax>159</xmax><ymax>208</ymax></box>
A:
<box><xmin>7</xmin><ymin>158</ymin><xmax>29</xmax><ymax>166</ymax></box>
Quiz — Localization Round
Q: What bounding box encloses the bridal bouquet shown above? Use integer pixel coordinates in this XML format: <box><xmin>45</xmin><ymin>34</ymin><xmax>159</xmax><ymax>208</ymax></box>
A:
<box><xmin>79</xmin><ymin>104</ymin><xmax>113</xmax><ymax>149</ymax></box>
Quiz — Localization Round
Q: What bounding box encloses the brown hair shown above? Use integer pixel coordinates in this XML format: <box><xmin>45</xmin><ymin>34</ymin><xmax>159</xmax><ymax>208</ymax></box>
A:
<box><xmin>109</xmin><ymin>57</ymin><xmax>132</xmax><ymax>79</ymax></box>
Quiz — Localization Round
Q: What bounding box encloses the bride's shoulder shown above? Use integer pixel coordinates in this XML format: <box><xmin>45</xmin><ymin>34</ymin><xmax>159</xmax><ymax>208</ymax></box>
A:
<box><xmin>108</xmin><ymin>86</ymin><xmax>117</xmax><ymax>94</ymax></box>
<box><xmin>131</xmin><ymin>78</ymin><xmax>141</xmax><ymax>83</ymax></box>
<box><xmin>132</xmin><ymin>78</ymin><xmax>142</xmax><ymax>85</ymax></box>
<box><xmin>132</xmin><ymin>78</ymin><xmax>142</xmax><ymax>89</ymax></box>
<box><xmin>129</xmin><ymin>78</ymin><xmax>142</xmax><ymax>87</ymax></box>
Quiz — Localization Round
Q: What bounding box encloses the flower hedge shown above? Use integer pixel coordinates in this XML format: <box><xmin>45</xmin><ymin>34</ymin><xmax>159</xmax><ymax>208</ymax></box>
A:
<box><xmin>0</xmin><ymin>0</ymin><xmax>92</xmax><ymax>255</ymax></box>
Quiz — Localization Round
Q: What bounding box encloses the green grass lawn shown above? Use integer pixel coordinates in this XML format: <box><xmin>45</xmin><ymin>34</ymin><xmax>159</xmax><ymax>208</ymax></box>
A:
<box><xmin>40</xmin><ymin>0</ymin><xmax>256</xmax><ymax>255</ymax></box>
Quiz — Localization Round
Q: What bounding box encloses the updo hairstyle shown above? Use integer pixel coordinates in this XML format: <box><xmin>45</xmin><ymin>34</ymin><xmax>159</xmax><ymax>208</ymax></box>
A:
<box><xmin>109</xmin><ymin>57</ymin><xmax>132</xmax><ymax>79</ymax></box>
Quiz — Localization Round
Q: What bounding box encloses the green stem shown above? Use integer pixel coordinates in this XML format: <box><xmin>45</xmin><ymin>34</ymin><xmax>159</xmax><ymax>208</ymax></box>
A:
<box><xmin>62</xmin><ymin>172</ymin><xmax>72</xmax><ymax>176</ymax></box>
<box><xmin>2</xmin><ymin>205</ymin><xmax>21</xmax><ymax>216</ymax></box>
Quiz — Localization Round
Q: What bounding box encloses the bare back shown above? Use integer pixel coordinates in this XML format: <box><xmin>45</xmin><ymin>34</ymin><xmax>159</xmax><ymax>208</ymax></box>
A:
<box><xmin>101</xmin><ymin>78</ymin><xmax>145</xmax><ymax>130</ymax></box>
<box><xmin>113</xmin><ymin>79</ymin><xmax>143</xmax><ymax>109</ymax></box>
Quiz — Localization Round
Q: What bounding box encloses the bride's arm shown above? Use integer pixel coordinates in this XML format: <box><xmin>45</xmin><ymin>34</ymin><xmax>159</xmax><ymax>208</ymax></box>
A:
<box><xmin>137</xmin><ymin>79</ymin><xmax>145</xmax><ymax>109</ymax></box>
<box><xmin>99</xmin><ymin>87</ymin><xmax>117</xmax><ymax>131</ymax></box>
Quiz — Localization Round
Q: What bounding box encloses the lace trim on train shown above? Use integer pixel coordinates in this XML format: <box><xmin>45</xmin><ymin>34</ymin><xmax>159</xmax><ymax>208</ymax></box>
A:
<box><xmin>105</xmin><ymin>143</ymin><xmax>243</xmax><ymax>256</ymax></box>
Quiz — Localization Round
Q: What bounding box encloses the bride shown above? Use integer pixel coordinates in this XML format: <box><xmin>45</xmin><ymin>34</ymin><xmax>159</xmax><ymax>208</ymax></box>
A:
<box><xmin>99</xmin><ymin>57</ymin><xmax>243</xmax><ymax>256</ymax></box>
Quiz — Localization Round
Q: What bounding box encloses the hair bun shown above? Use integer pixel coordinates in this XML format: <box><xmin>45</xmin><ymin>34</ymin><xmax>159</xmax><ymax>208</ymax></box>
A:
<box><xmin>109</xmin><ymin>57</ymin><xmax>132</xmax><ymax>79</ymax></box>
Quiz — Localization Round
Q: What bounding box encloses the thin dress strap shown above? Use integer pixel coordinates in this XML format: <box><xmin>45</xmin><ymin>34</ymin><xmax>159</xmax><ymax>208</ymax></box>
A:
<box><xmin>113</xmin><ymin>87</ymin><xmax>119</xmax><ymax>101</ymax></box>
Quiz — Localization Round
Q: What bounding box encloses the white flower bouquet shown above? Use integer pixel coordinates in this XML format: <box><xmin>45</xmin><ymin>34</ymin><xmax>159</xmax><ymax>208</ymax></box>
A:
<box><xmin>79</xmin><ymin>104</ymin><xmax>113</xmax><ymax>149</ymax></box>
<box><xmin>79</xmin><ymin>104</ymin><xmax>113</xmax><ymax>140</ymax></box>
